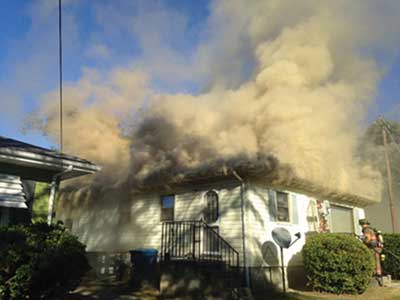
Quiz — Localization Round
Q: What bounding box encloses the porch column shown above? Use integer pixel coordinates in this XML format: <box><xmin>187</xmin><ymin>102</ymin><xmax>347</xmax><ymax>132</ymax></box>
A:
<box><xmin>47</xmin><ymin>178</ymin><xmax>60</xmax><ymax>225</ymax></box>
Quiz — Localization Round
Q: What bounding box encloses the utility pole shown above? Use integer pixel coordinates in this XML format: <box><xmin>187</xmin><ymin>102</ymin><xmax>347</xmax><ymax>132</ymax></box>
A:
<box><xmin>59</xmin><ymin>0</ymin><xmax>63</xmax><ymax>152</ymax></box>
<box><xmin>382</xmin><ymin>127</ymin><xmax>399</xmax><ymax>233</ymax></box>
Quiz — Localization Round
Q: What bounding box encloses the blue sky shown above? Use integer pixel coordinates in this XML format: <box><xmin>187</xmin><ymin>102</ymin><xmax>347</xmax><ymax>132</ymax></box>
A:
<box><xmin>0</xmin><ymin>0</ymin><xmax>399</xmax><ymax>150</ymax></box>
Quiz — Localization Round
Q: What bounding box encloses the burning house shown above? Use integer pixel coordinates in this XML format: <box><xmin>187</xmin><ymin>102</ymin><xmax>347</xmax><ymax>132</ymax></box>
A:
<box><xmin>57</xmin><ymin>156</ymin><xmax>377</xmax><ymax>293</ymax></box>
<box><xmin>26</xmin><ymin>0</ymin><xmax>392</xmax><ymax>295</ymax></box>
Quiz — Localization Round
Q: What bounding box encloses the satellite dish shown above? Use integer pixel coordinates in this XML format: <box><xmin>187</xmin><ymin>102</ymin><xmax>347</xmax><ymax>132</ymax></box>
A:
<box><xmin>271</xmin><ymin>227</ymin><xmax>302</xmax><ymax>293</ymax></box>
<box><xmin>272</xmin><ymin>227</ymin><xmax>292</xmax><ymax>249</ymax></box>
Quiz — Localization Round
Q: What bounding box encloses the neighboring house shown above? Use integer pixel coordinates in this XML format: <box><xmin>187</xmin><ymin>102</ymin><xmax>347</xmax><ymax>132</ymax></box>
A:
<box><xmin>0</xmin><ymin>136</ymin><xmax>99</xmax><ymax>225</ymax></box>
<box><xmin>58</xmin><ymin>158</ymin><xmax>375</xmax><ymax>292</ymax></box>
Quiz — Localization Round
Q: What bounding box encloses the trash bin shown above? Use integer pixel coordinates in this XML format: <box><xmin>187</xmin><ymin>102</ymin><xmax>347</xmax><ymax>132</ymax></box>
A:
<box><xmin>129</xmin><ymin>249</ymin><xmax>158</xmax><ymax>287</ymax></box>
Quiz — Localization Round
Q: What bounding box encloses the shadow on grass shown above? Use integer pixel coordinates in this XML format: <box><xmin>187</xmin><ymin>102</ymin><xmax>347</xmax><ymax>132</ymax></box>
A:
<box><xmin>62</xmin><ymin>277</ymin><xmax>160</xmax><ymax>300</ymax></box>
<box><xmin>253</xmin><ymin>289</ymin><xmax>334</xmax><ymax>300</ymax></box>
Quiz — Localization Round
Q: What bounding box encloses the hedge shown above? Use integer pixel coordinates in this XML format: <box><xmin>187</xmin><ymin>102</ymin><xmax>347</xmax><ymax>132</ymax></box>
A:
<box><xmin>382</xmin><ymin>234</ymin><xmax>400</xmax><ymax>279</ymax></box>
<box><xmin>303</xmin><ymin>233</ymin><xmax>374</xmax><ymax>294</ymax></box>
<box><xmin>0</xmin><ymin>223</ymin><xmax>90</xmax><ymax>300</ymax></box>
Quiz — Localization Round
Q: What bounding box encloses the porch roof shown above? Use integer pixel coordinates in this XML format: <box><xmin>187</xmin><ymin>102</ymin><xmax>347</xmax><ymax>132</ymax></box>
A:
<box><xmin>0</xmin><ymin>136</ymin><xmax>100</xmax><ymax>183</ymax></box>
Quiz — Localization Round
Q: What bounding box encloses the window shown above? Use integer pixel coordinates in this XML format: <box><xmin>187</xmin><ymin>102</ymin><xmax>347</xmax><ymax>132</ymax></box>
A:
<box><xmin>330</xmin><ymin>204</ymin><xmax>354</xmax><ymax>233</ymax></box>
<box><xmin>276</xmin><ymin>191</ymin><xmax>290</xmax><ymax>222</ymax></box>
<box><xmin>306</xmin><ymin>200</ymin><xmax>319</xmax><ymax>231</ymax></box>
<box><xmin>204</xmin><ymin>190</ymin><xmax>219</xmax><ymax>223</ymax></box>
<box><xmin>161</xmin><ymin>195</ymin><xmax>175</xmax><ymax>221</ymax></box>
<box><xmin>64</xmin><ymin>219</ymin><xmax>73</xmax><ymax>231</ymax></box>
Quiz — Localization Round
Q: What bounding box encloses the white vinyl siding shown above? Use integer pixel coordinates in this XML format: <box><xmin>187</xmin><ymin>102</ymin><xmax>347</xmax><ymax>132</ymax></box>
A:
<box><xmin>58</xmin><ymin>179</ymin><xmax>364</xmax><ymax>272</ymax></box>
<box><xmin>173</xmin><ymin>184</ymin><xmax>244</xmax><ymax>264</ymax></box>
<box><xmin>246</xmin><ymin>184</ymin><xmax>310</xmax><ymax>267</ymax></box>
<box><xmin>0</xmin><ymin>173</ymin><xmax>27</xmax><ymax>209</ymax></box>
<box><xmin>59</xmin><ymin>181</ymin><xmax>244</xmax><ymax>264</ymax></box>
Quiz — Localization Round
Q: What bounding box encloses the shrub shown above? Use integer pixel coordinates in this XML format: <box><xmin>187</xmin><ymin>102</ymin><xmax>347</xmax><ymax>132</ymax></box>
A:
<box><xmin>382</xmin><ymin>234</ymin><xmax>400</xmax><ymax>279</ymax></box>
<box><xmin>0</xmin><ymin>223</ymin><xmax>90</xmax><ymax>300</ymax></box>
<box><xmin>303</xmin><ymin>233</ymin><xmax>374</xmax><ymax>294</ymax></box>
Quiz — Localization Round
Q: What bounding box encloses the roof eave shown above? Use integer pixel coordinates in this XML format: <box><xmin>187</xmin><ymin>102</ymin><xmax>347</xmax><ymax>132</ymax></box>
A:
<box><xmin>0</xmin><ymin>149</ymin><xmax>100</xmax><ymax>181</ymax></box>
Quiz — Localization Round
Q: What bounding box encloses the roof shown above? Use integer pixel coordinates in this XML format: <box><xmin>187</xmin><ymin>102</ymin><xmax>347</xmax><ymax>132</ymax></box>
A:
<box><xmin>132</xmin><ymin>155</ymin><xmax>378</xmax><ymax>207</ymax></box>
<box><xmin>0</xmin><ymin>136</ymin><xmax>100</xmax><ymax>182</ymax></box>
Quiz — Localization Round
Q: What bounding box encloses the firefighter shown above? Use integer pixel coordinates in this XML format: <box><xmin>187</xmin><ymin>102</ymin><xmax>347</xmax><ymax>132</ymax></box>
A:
<box><xmin>359</xmin><ymin>219</ymin><xmax>384</xmax><ymax>281</ymax></box>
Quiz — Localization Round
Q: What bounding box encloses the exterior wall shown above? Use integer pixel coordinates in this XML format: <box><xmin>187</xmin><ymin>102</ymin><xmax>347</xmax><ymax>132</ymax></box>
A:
<box><xmin>58</xmin><ymin>189</ymin><xmax>163</xmax><ymax>252</ymax></box>
<box><xmin>58</xmin><ymin>181</ymin><xmax>244</xmax><ymax>261</ymax></box>
<box><xmin>174</xmin><ymin>183</ymin><xmax>244</xmax><ymax>262</ymax></box>
<box><xmin>58</xmin><ymin>179</ymin><xmax>366</xmax><ymax>289</ymax></box>
<box><xmin>244</xmin><ymin>182</ymin><xmax>365</xmax><ymax>290</ymax></box>
<box><xmin>245</xmin><ymin>183</ymin><xmax>307</xmax><ymax>268</ymax></box>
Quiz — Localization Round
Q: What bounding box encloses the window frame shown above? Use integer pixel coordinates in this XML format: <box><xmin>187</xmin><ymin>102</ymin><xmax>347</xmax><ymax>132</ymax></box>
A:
<box><xmin>306</xmin><ymin>198</ymin><xmax>319</xmax><ymax>232</ymax></box>
<box><xmin>328</xmin><ymin>202</ymin><xmax>355</xmax><ymax>233</ymax></box>
<box><xmin>203</xmin><ymin>190</ymin><xmax>220</xmax><ymax>225</ymax></box>
<box><xmin>160</xmin><ymin>194</ymin><xmax>175</xmax><ymax>222</ymax></box>
<box><xmin>275</xmin><ymin>190</ymin><xmax>291</xmax><ymax>223</ymax></box>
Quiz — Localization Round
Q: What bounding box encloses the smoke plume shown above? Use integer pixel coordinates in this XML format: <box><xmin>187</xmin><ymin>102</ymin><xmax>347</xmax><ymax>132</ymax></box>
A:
<box><xmin>30</xmin><ymin>0</ymin><xmax>400</xmax><ymax>201</ymax></box>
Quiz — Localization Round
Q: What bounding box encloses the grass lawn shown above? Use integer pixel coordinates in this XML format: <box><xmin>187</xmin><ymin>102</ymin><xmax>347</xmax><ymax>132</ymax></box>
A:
<box><xmin>263</xmin><ymin>287</ymin><xmax>400</xmax><ymax>300</ymax></box>
<box><xmin>65</xmin><ymin>283</ymin><xmax>400</xmax><ymax>300</ymax></box>
<box><xmin>64</xmin><ymin>277</ymin><xmax>400</xmax><ymax>300</ymax></box>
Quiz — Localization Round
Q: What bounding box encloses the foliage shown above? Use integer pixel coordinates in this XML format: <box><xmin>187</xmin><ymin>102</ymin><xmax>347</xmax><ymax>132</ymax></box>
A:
<box><xmin>0</xmin><ymin>223</ymin><xmax>90</xmax><ymax>300</ymax></box>
<box><xmin>32</xmin><ymin>183</ymin><xmax>50</xmax><ymax>223</ymax></box>
<box><xmin>303</xmin><ymin>233</ymin><xmax>374</xmax><ymax>294</ymax></box>
<box><xmin>382</xmin><ymin>234</ymin><xmax>400</xmax><ymax>279</ymax></box>
<box><xmin>360</xmin><ymin>118</ymin><xmax>400</xmax><ymax>184</ymax></box>
<box><xmin>363</xmin><ymin>119</ymin><xmax>400</xmax><ymax>147</ymax></box>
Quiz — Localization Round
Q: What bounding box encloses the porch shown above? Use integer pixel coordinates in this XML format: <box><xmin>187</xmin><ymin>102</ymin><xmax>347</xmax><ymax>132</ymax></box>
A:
<box><xmin>160</xmin><ymin>220</ymin><xmax>243</xmax><ymax>299</ymax></box>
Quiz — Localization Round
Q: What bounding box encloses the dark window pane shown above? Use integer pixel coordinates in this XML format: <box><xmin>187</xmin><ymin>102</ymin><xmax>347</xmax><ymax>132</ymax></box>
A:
<box><xmin>276</xmin><ymin>192</ymin><xmax>289</xmax><ymax>222</ymax></box>
<box><xmin>162</xmin><ymin>195</ymin><xmax>175</xmax><ymax>208</ymax></box>
<box><xmin>161</xmin><ymin>195</ymin><xmax>175</xmax><ymax>221</ymax></box>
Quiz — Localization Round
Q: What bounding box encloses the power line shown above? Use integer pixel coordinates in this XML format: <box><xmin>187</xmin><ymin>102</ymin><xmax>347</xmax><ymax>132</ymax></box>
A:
<box><xmin>59</xmin><ymin>0</ymin><xmax>63</xmax><ymax>152</ymax></box>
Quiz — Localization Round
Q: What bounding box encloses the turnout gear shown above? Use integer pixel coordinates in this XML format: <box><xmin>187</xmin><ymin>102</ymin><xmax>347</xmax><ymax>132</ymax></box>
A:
<box><xmin>359</xmin><ymin>219</ymin><xmax>384</xmax><ymax>279</ymax></box>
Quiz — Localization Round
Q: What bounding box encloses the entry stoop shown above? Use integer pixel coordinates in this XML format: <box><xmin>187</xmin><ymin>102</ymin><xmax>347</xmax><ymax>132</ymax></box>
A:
<box><xmin>369</xmin><ymin>275</ymin><xmax>391</xmax><ymax>287</ymax></box>
<box><xmin>160</xmin><ymin>261</ymin><xmax>239</xmax><ymax>300</ymax></box>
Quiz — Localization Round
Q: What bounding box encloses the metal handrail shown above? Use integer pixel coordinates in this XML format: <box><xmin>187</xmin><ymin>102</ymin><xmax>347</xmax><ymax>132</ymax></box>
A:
<box><xmin>160</xmin><ymin>220</ymin><xmax>240</xmax><ymax>268</ymax></box>
<box><xmin>200</xmin><ymin>220</ymin><xmax>239</xmax><ymax>256</ymax></box>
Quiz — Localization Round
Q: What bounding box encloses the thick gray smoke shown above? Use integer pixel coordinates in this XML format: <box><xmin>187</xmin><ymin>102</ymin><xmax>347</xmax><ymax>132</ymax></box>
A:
<box><xmin>31</xmin><ymin>0</ymin><xmax>400</xmax><ymax>201</ymax></box>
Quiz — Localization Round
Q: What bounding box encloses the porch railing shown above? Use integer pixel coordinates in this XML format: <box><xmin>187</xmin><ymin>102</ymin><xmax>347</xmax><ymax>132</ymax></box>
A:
<box><xmin>160</xmin><ymin>220</ymin><xmax>240</xmax><ymax>270</ymax></box>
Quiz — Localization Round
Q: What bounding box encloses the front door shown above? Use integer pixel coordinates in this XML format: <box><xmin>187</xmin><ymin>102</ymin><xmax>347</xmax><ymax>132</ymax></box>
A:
<box><xmin>203</xmin><ymin>190</ymin><xmax>220</xmax><ymax>254</ymax></box>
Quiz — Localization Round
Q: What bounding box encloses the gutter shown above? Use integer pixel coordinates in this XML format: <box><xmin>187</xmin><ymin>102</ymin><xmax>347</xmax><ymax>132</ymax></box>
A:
<box><xmin>231</xmin><ymin>169</ymin><xmax>250</xmax><ymax>288</ymax></box>
<box><xmin>47</xmin><ymin>165</ymin><xmax>74</xmax><ymax>225</ymax></box>
<box><xmin>0</xmin><ymin>149</ymin><xmax>100</xmax><ymax>173</ymax></box>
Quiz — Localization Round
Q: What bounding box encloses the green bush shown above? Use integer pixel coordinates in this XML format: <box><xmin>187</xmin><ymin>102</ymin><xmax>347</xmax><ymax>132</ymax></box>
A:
<box><xmin>382</xmin><ymin>234</ymin><xmax>400</xmax><ymax>279</ymax></box>
<box><xmin>303</xmin><ymin>233</ymin><xmax>374</xmax><ymax>294</ymax></box>
<box><xmin>0</xmin><ymin>223</ymin><xmax>90</xmax><ymax>300</ymax></box>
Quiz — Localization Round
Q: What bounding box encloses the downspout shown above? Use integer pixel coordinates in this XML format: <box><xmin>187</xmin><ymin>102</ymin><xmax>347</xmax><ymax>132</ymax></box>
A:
<box><xmin>231</xmin><ymin>169</ymin><xmax>250</xmax><ymax>288</ymax></box>
<box><xmin>47</xmin><ymin>165</ymin><xmax>73</xmax><ymax>225</ymax></box>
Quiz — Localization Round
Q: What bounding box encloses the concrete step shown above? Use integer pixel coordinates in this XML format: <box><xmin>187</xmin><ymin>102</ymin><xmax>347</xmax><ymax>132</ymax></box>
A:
<box><xmin>369</xmin><ymin>275</ymin><xmax>391</xmax><ymax>287</ymax></box>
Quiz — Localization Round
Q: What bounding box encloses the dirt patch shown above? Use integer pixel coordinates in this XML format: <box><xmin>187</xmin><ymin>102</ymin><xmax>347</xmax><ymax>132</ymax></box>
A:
<box><xmin>62</xmin><ymin>278</ymin><xmax>160</xmax><ymax>300</ymax></box>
